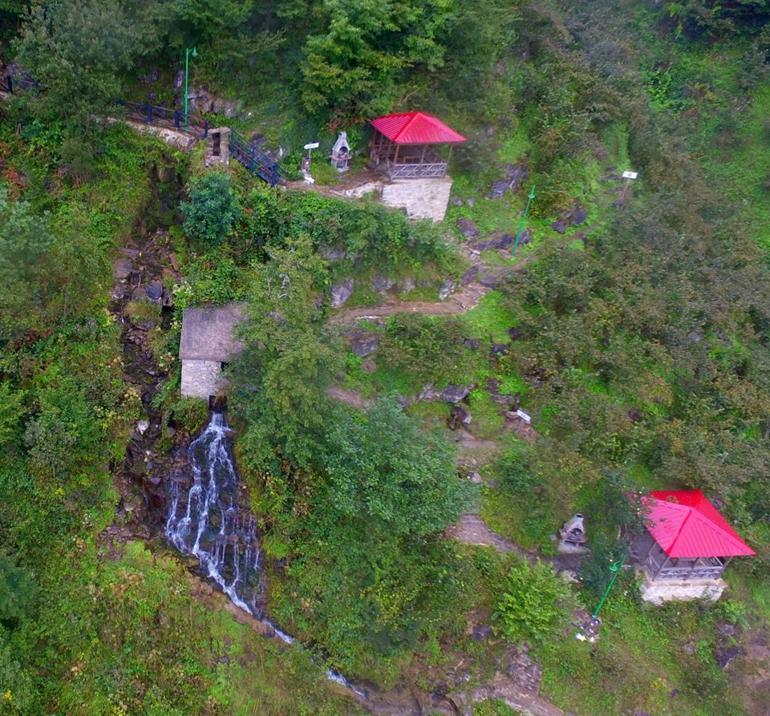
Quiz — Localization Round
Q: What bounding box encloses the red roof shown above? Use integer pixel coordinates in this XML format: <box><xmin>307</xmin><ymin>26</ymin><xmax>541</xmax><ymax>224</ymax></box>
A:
<box><xmin>642</xmin><ymin>490</ymin><xmax>754</xmax><ymax>559</ymax></box>
<box><xmin>370</xmin><ymin>111</ymin><xmax>466</xmax><ymax>145</ymax></box>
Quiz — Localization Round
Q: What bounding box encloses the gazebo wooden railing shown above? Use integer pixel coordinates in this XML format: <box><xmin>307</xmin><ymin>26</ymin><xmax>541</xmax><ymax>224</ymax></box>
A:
<box><xmin>644</xmin><ymin>544</ymin><xmax>727</xmax><ymax>581</ymax></box>
<box><xmin>388</xmin><ymin>160</ymin><xmax>448</xmax><ymax>179</ymax></box>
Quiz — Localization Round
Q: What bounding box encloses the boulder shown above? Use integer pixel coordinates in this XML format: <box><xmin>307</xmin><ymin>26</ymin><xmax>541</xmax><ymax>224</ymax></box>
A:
<box><xmin>319</xmin><ymin>245</ymin><xmax>347</xmax><ymax>261</ymax></box>
<box><xmin>400</xmin><ymin>276</ymin><xmax>416</xmax><ymax>292</ymax></box>
<box><xmin>442</xmin><ymin>384</ymin><xmax>472</xmax><ymax>403</ymax></box>
<box><xmin>448</xmin><ymin>404</ymin><xmax>472</xmax><ymax>430</ymax></box>
<box><xmin>349</xmin><ymin>329</ymin><xmax>380</xmax><ymax>357</ymax></box>
<box><xmin>331</xmin><ymin>279</ymin><xmax>354</xmax><ymax>308</ymax></box>
<box><xmin>371</xmin><ymin>275</ymin><xmax>395</xmax><ymax>293</ymax></box>
<box><xmin>551</xmin><ymin>204</ymin><xmax>587</xmax><ymax>233</ymax></box>
<box><xmin>417</xmin><ymin>384</ymin><xmax>441</xmax><ymax>402</ymax></box>
<box><xmin>472</xmin><ymin>232</ymin><xmax>514</xmax><ymax>251</ymax></box>
<box><xmin>461</xmin><ymin>265</ymin><xmax>480</xmax><ymax>285</ymax></box>
<box><xmin>113</xmin><ymin>259</ymin><xmax>133</xmax><ymax>280</ymax></box>
<box><xmin>438</xmin><ymin>279</ymin><xmax>457</xmax><ymax>300</ymax></box>
<box><xmin>490</xmin><ymin>162</ymin><xmax>528</xmax><ymax>198</ymax></box>
<box><xmin>145</xmin><ymin>280</ymin><xmax>164</xmax><ymax>303</ymax></box>
<box><xmin>456</xmin><ymin>218</ymin><xmax>479</xmax><ymax>240</ymax></box>
<box><xmin>505</xmin><ymin>646</ymin><xmax>542</xmax><ymax>695</ymax></box>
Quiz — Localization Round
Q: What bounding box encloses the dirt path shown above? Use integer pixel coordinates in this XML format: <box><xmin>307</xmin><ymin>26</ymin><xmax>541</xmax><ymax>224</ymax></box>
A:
<box><xmin>326</xmin><ymin>385</ymin><xmax>374</xmax><ymax>410</ymax></box>
<box><xmin>446</xmin><ymin>514</ymin><xmax>535</xmax><ymax>561</ymax></box>
<box><xmin>329</xmin><ymin>280</ymin><xmax>493</xmax><ymax>324</ymax></box>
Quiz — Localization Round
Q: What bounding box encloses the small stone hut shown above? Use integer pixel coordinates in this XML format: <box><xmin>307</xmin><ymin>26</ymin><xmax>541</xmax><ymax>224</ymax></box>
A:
<box><xmin>180</xmin><ymin>303</ymin><xmax>245</xmax><ymax>400</ymax></box>
<box><xmin>635</xmin><ymin>489</ymin><xmax>754</xmax><ymax>605</ymax></box>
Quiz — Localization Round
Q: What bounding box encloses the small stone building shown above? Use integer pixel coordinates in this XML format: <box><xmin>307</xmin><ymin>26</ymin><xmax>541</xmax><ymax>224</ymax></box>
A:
<box><xmin>180</xmin><ymin>303</ymin><xmax>245</xmax><ymax>400</ymax></box>
<box><xmin>636</xmin><ymin>489</ymin><xmax>754</xmax><ymax>605</ymax></box>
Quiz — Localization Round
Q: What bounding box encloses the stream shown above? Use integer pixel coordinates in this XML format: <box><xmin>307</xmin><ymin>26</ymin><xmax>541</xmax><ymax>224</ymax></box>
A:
<box><xmin>164</xmin><ymin>410</ymin><xmax>365</xmax><ymax>698</ymax></box>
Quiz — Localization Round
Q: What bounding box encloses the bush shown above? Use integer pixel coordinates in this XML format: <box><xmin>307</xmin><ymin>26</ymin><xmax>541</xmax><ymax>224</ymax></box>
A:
<box><xmin>169</xmin><ymin>397</ymin><xmax>209</xmax><ymax>435</ymax></box>
<box><xmin>181</xmin><ymin>172</ymin><xmax>241</xmax><ymax>252</ymax></box>
<box><xmin>493</xmin><ymin>560</ymin><xmax>571</xmax><ymax>643</ymax></box>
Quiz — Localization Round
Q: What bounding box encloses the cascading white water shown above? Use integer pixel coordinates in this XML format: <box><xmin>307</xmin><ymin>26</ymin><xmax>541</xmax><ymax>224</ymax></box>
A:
<box><xmin>165</xmin><ymin>412</ymin><xmax>261</xmax><ymax>614</ymax></box>
<box><xmin>164</xmin><ymin>412</ymin><xmax>366</xmax><ymax>699</ymax></box>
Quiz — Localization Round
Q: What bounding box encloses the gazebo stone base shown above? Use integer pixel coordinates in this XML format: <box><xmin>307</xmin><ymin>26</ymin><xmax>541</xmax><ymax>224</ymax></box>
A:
<box><xmin>639</xmin><ymin>573</ymin><xmax>726</xmax><ymax>605</ymax></box>
<box><xmin>381</xmin><ymin>176</ymin><xmax>453</xmax><ymax>222</ymax></box>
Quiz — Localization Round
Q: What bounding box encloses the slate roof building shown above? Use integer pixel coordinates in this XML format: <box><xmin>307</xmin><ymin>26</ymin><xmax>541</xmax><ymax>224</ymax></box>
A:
<box><xmin>179</xmin><ymin>303</ymin><xmax>245</xmax><ymax>400</ymax></box>
<box><xmin>636</xmin><ymin>489</ymin><xmax>754</xmax><ymax>604</ymax></box>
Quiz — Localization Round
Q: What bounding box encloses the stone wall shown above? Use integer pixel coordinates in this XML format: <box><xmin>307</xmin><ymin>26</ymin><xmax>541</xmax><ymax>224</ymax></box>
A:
<box><xmin>380</xmin><ymin>176</ymin><xmax>453</xmax><ymax>222</ymax></box>
<box><xmin>639</xmin><ymin>573</ymin><xmax>726</xmax><ymax>605</ymax></box>
<box><xmin>181</xmin><ymin>359</ymin><xmax>224</xmax><ymax>399</ymax></box>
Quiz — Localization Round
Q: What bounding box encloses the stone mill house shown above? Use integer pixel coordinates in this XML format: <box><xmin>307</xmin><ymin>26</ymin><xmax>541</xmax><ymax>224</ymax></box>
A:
<box><xmin>180</xmin><ymin>303</ymin><xmax>244</xmax><ymax>401</ymax></box>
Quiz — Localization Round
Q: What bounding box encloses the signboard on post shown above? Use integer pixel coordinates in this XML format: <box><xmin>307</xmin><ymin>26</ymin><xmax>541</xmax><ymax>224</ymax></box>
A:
<box><xmin>304</xmin><ymin>142</ymin><xmax>320</xmax><ymax>150</ymax></box>
<box><xmin>621</xmin><ymin>170</ymin><xmax>638</xmax><ymax>180</ymax></box>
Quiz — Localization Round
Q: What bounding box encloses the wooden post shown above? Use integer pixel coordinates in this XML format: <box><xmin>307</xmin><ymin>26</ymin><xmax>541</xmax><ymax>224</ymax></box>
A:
<box><xmin>420</xmin><ymin>144</ymin><xmax>427</xmax><ymax>164</ymax></box>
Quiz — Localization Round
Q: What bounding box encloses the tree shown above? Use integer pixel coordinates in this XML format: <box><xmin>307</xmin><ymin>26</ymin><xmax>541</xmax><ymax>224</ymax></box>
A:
<box><xmin>323</xmin><ymin>397</ymin><xmax>466</xmax><ymax>535</ymax></box>
<box><xmin>298</xmin><ymin>0</ymin><xmax>454</xmax><ymax>118</ymax></box>
<box><xmin>0</xmin><ymin>553</ymin><xmax>35</xmax><ymax>628</ymax></box>
<box><xmin>230</xmin><ymin>235</ymin><xmax>337</xmax><ymax>471</ymax></box>
<box><xmin>0</xmin><ymin>188</ymin><xmax>108</xmax><ymax>340</ymax></box>
<box><xmin>181</xmin><ymin>172</ymin><xmax>242</xmax><ymax>252</ymax></box>
<box><xmin>13</xmin><ymin>0</ymin><xmax>158</xmax><ymax>130</ymax></box>
<box><xmin>0</xmin><ymin>188</ymin><xmax>54</xmax><ymax>338</ymax></box>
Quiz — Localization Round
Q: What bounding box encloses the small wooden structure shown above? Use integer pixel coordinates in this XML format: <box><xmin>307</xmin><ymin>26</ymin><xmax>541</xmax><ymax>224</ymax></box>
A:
<box><xmin>368</xmin><ymin>111</ymin><xmax>466</xmax><ymax>179</ymax></box>
<box><xmin>636</xmin><ymin>489</ymin><xmax>754</xmax><ymax>603</ymax></box>
<box><xmin>180</xmin><ymin>303</ymin><xmax>245</xmax><ymax>401</ymax></box>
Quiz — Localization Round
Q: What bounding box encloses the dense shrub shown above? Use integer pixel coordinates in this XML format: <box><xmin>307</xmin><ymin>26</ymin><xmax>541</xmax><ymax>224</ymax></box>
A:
<box><xmin>493</xmin><ymin>560</ymin><xmax>572</xmax><ymax>643</ymax></box>
<box><xmin>181</xmin><ymin>172</ymin><xmax>242</xmax><ymax>252</ymax></box>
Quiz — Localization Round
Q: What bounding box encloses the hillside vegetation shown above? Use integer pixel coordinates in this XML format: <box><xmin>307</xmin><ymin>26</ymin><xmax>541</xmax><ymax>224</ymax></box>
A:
<box><xmin>1</xmin><ymin>1</ymin><xmax>769</xmax><ymax>714</ymax></box>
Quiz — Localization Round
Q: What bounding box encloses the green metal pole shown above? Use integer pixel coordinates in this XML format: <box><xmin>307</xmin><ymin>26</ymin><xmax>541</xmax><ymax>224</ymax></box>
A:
<box><xmin>184</xmin><ymin>47</ymin><xmax>197</xmax><ymax>130</ymax></box>
<box><xmin>512</xmin><ymin>184</ymin><xmax>536</xmax><ymax>256</ymax></box>
<box><xmin>592</xmin><ymin>560</ymin><xmax>622</xmax><ymax>620</ymax></box>
<box><xmin>184</xmin><ymin>48</ymin><xmax>189</xmax><ymax>130</ymax></box>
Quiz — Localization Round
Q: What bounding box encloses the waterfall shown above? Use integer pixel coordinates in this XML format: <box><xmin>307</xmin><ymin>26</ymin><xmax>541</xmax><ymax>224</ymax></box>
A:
<box><xmin>164</xmin><ymin>412</ymin><xmax>366</xmax><ymax>700</ymax></box>
<box><xmin>165</xmin><ymin>411</ymin><xmax>261</xmax><ymax>614</ymax></box>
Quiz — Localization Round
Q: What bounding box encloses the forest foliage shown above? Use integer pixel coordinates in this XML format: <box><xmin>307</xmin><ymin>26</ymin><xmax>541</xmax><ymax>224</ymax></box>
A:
<box><xmin>1</xmin><ymin>0</ymin><xmax>770</xmax><ymax>713</ymax></box>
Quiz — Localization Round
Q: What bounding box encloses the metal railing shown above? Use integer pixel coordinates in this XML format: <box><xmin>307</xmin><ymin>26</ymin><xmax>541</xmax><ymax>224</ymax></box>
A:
<box><xmin>1</xmin><ymin>73</ymin><xmax>40</xmax><ymax>93</ymax></box>
<box><xmin>229</xmin><ymin>129</ymin><xmax>281</xmax><ymax>187</ymax></box>
<box><xmin>118</xmin><ymin>100</ymin><xmax>209</xmax><ymax>138</ymax></box>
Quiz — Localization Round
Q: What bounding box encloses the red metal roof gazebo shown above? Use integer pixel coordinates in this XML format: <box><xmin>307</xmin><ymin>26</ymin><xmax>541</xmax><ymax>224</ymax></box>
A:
<box><xmin>639</xmin><ymin>489</ymin><xmax>753</xmax><ymax>584</ymax></box>
<box><xmin>643</xmin><ymin>490</ymin><xmax>754</xmax><ymax>558</ymax></box>
<box><xmin>369</xmin><ymin>111</ymin><xmax>466</xmax><ymax>179</ymax></box>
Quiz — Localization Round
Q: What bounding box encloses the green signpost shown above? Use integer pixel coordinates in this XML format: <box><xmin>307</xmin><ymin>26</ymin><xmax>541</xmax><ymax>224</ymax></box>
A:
<box><xmin>512</xmin><ymin>184</ymin><xmax>536</xmax><ymax>256</ymax></box>
<box><xmin>184</xmin><ymin>46</ymin><xmax>198</xmax><ymax>130</ymax></box>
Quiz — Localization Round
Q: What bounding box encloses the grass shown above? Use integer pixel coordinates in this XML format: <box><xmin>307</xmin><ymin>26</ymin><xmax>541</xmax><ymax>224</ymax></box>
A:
<box><xmin>537</xmin><ymin>594</ymin><xmax>743</xmax><ymax>716</ymax></box>
<box><xmin>480</xmin><ymin>484</ymin><xmax>556</xmax><ymax>552</ymax></box>
<box><xmin>463</xmin><ymin>291</ymin><xmax>518</xmax><ymax>343</ymax></box>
